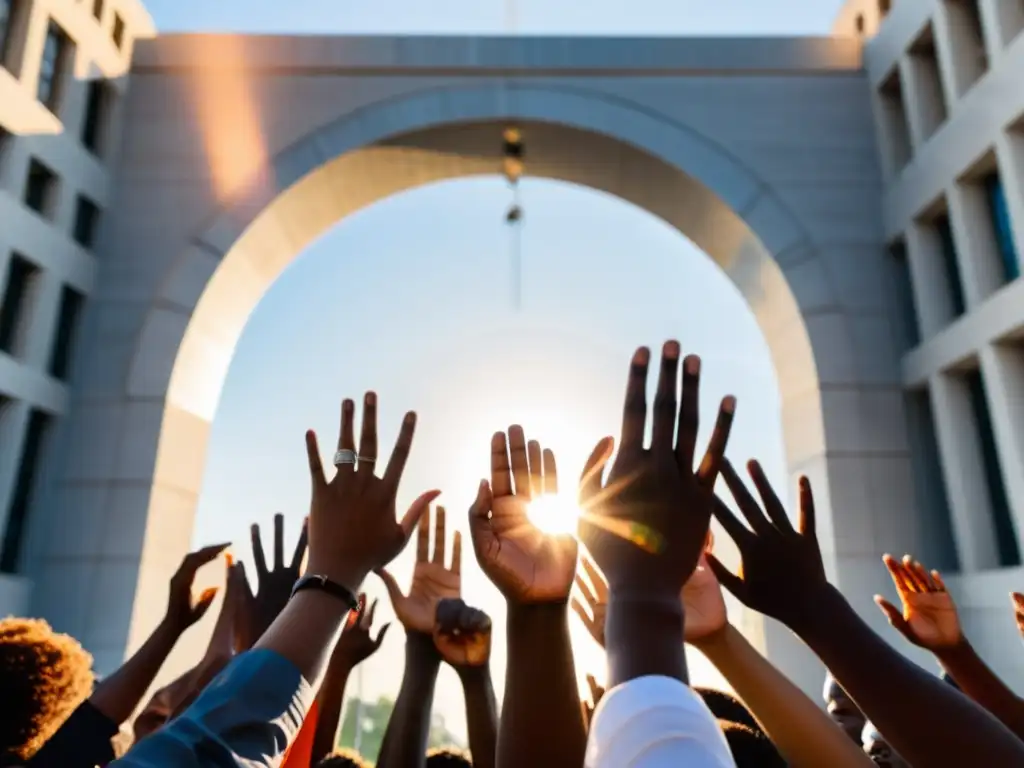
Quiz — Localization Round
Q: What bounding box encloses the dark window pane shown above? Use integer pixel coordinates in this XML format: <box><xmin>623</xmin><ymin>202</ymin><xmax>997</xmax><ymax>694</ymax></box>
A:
<box><xmin>73</xmin><ymin>196</ymin><xmax>101</xmax><ymax>249</ymax></box>
<box><xmin>984</xmin><ymin>173</ymin><xmax>1020</xmax><ymax>281</ymax></box>
<box><xmin>0</xmin><ymin>0</ymin><xmax>13</xmax><ymax>63</ymax></box>
<box><xmin>966</xmin><ymin>370</ymin><xmax>1020</xmax><ymax>567</ymax></box>
<box><xmin>0</xmin><ymin>254</ymin><xmax>38</xmax><ymax>354</ymax></box>
<box><xmin>1</xmin><ymin>409</ymin><xmax>51</xmax><ymax>573</ymax></box>
<box><xmin>92</xmin><ymin>0</ymin><xmax>103</xmax><ymax>21</ymax></box>
<box><xmin>48</xmin><ymin>285</ymin><xmax>84</xmax><ymax>380</ymax></box>
<box><xmin>37</xmin><ymin>21</ymin><xmax>66</xmax><ymax>109</ymax></box>
<box><xmin>935</xmin><ymin>214</ymin><xmax>966</xmax><ymax>316</ymax></box>
<box><xmin>24</xmin><ymin>159</ymin><xmax>57</xmax><ymax>217</ymax></box>
<box><xmin>890</xmin><ymin>241</ymin><xmax>920</xmax><ymax>349</ymax></box>
<box><xmin>112</xmin><ymin>13</ymin><xmax>125</xmax><ymax>49</ymax></box>
<box><xmin>81</xmin><ymin>80</ymin><xmax>111</xmax><ymax>154</ymax></box>
<box><xmin>905</xmin><ymin>390</ymin><xmax>958</xmax><ymax>570</ymax></box>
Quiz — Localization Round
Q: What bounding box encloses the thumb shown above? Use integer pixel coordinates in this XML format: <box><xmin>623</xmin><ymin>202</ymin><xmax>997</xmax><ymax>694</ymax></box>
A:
<box><xmin>400</xmin><ymin>490</ymin><xmax>442</xmax><ymax>537</ymax></box>
<box><xmin>193</xmin><ymin>588</ymin><xmax>218</xmax><ymax>620</ymax></box>
<box><xmin>468</xmin><ymin>480</ymin><xmax>495</xmax><ymax>548</ymax></box>
<box><xmin>373</xmin><ymin>623</ymin><xmax>391</xmax><ymax>650</ymax></box>
<box><xmin>874</xmin><ymin>595</ymin><xmax>913</xmax><ymax>638</ymax></box>
<box><xmin>375</xmin><ymin>569</ymin><xmax>404</xmax><ymax>607</ymax></box>
<box><xmin>705</xmin><ymin>554</ymin><xmax>747</xmax><ymax>603</ymax></box>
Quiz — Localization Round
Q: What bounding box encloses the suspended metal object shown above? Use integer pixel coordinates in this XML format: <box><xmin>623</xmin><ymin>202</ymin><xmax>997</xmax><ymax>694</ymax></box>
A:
<box><xmin>502</xmin><ymin>126</ymin><xmax>525</xmax><ymax>309</ymax></box>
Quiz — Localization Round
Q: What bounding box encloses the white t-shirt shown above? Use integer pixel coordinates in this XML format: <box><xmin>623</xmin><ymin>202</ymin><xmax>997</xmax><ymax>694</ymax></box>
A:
<box><xmin>586</xmin><ymin>675</ymin><xmax>737</xmax><ymax>768</ymax></box>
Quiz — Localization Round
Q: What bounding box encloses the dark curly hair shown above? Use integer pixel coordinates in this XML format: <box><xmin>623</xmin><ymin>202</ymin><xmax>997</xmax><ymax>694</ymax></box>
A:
<box><xmin>719</xmin><ymin>720</ymin><xmax>786</xmax><ymax>767</ymax></box>
<box><xmin>696</xmin><ymin>687</ymin><xmax>760</xmax><ymax>731</ymax></box>
<box><xmin>316</xmin><ymin>747</ymin><xmax>370</xmax><ymax>768</ymax></box>
<box><xmin>0</xmin><ymin>618</ymin><xmax>94</xmax><ymax>762</ymax></box>
<box><xmin>426</xmin><ymin>746</ymin><xmax>473</xmax><ymax>766</ymax></box>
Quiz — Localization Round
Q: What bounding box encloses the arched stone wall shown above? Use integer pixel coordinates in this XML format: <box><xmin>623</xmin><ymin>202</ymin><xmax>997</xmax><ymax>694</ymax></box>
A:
<box><xmin>27</xmin><ymin>73</ymin><xmax>916</xmax><ymax>693</ymax></box>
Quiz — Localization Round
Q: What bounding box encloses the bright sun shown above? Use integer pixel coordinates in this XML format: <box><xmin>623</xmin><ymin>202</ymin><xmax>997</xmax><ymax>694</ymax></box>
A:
<box><xmin>526</xmin><ymin>494</ymin><xmax>582</xmax><ymax>537</ymax></box>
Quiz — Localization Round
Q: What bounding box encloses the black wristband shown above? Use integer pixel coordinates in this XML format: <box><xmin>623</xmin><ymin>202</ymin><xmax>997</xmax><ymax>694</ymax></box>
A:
<box><xmin>290</xmin><ymin>574</ymin><xmax>360</xmax><ymax>611</ymax></box>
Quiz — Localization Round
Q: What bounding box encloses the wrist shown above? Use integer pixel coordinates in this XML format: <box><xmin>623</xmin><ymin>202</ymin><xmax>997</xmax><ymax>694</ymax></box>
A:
<box><xmin>406</xmin><ymin>630</ymin><xmax>442</xmax><ymax>667</ymax></box>
<box><xmin>303</xmin><ymin>557</ymin><xmax>366</xmax><ymax>595</ymax></box>
<box><xmin>156</xmin><ymin>616</ymin><xmax>186</xmax><ymax>643</ymax></box>
<box><xmin>689</xmin><ymin>622</ymin><xmax>735</xmax><ymax>655</ymax></box>
<box><xmin>456</xmin><ymin>662</ymin><xmax>492</xmax><ymax>684</ymax></box>
<box><xmin>935</xmin><ymin>635</ymin><xmax>974</xmax><ymax>664</ymax></box>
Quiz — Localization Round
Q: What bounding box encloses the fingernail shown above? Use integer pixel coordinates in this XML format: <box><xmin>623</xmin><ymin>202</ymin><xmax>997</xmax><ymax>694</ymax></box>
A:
<box><xmin>365</xmin><ymin>392</ymin><xmax>377</xmax><ymax>406</ymax></box>
<box><xmin>632</xmin><ymin>347</ymin><xmax>650</xmax><ymax>365</ymax></box>
<box><xmin>722</xmin><ymin>395</ymin><xmax>737</xmax><ymax>413</ymax></box>
<box><xmin>404</xmin><ymin>412</ymin><xmax>416</xmax><ymax>424</ymax></box>
<box><xmin>663</xmin><ymin>340</ymin><xmax>680</xmax><ymax>359</ymax></box>
<box><xmin>684</xmin><ymin>355</ymin><xmax>701</xmax><ymax>375</ymax></box>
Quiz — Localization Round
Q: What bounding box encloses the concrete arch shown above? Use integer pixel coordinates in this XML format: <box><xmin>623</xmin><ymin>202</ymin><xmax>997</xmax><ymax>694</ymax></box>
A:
<box><xmin>30</xmin><ymin>68</ymin><xmax>915</xmax><ymax>691</ymax></box>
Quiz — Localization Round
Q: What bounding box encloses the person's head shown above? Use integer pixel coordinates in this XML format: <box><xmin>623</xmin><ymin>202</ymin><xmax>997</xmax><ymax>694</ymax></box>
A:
<box><xmin>823</xmin><ymin>672</ymin><xmax>866</xmax><ymax>744</ymax></box>
<box><xmin>862</xmin><ymin>722</ymin><xmax>909</xmax><ymax>768</ymax></box>
<box><xmin>0</xmin><ymin>618</ymin><xmax>94</xmax><ymax>762</ymax></box>
<box><xmin>696</xmin><ymin>687</ymin><xmax>759</xmax><ymax>731</ymax></box>
<box><xmin>316</xmin><ymin>748</ymin><xmax>370</xmax><ymax>768</ymax></box>
<box><xmin>426</xmin><ymin>746</ymin><xmax>473</xmax><ymax>766</ymax></box>
<box><xmin>719</xmin><ymin>721</ymin><xmax>786</xmax><ymax>767</ymax></box>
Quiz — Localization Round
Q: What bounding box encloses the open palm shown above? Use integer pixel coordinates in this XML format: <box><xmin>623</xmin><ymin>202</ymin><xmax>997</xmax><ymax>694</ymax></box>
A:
<box><xmin>682</xmin><ymin>553</ymin><xmax>728</xmax><ymax>642</ymax></box>
<box><xmin>379</xmin><ymin>506</ymin><xmax>461</xmax><ymax>634</ymax></box>
<box><xmin>470</xmin><ymin>428</ymin><xmax>576</xmax><ymax>603</ymax></box>
<box><xmin>876</xmin><ymin>555</ymin><xmax>962</xmax><ymax>650</ymax></box>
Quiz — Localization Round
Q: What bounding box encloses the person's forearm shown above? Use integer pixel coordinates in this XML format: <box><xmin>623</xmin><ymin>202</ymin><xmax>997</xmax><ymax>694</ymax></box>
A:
<box><xmin>376</xmin><ymin>633</ymin><xmax>441</xmax><ymax>768</ymax></box>
<box><xmin>312</xmin><ymin>661</ymin><xmax>352</xmax><ymax>764</ymax></box>
<box><xmin>255</xmin><ymin>590</ymin><xmax>350</xmax><ymax>684</ymax></box>
<box><xmin>90</xmin><ymin>619</ymin><xmax>182</xmax><ymax>726</ymax></box>
<box><xmin>499</xmin><ymin>602</ymin><xmax>586</xmax><ymax>767</ymax></box>
<box><xmin>459</xmin><ymin>666</ymin><xmax>497</xmax><ymax>768</ymax></box>
<box><xmin>937</xmin><ymin>639</ymin><xmax>1024</xmax><ymax>740</ymax></box>
<box><xmin>696</xmin><ymin>624</ymin><xmax>872</xmax><ymax>768</ymax></box>
<box><xmin>606</xmin><ymin>594</ymin><xmax>687</xmax><ymax>687</ymax></box>
<box><xmin>793</xmin><ymin>585</ymin><xmax>1024</xmax><ymax>765</ymax></box>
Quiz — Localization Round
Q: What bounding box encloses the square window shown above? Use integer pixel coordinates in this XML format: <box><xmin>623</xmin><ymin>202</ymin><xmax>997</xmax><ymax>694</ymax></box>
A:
<box><xmin>24</xmin><ymin>159</ymin><xmax>59</xmax><ymax>219</ymax></box>
<box><xmin>1</xmin><ymin>408</ymin><xmax>52</xmax><ymax>574</ymax></box>
<box><xmin>48</xmin><ymin>284</ymin><xmax>84</xmax><ymax>381</ymax></box>
<box><xmin>37</xmin><ymin>21</ymin><xmax>70</xmax><ymax>111</ymax></box>
<box><xmin>81</xmin><ymin>79</ymin><xmax>114</xmax><ymax>156</ymax></box>
<box><xmin>73</xmin><ymin>195</ymin><xmax>101</xmax><ymax>249</ymax></box>
<box><xmin>112</xmin><ymin>13</ymin><xmax>125</xmax><ymax>50</ymax></box>
<box><xmin>0</xmin><ymin>253</ymin><xmax>40</xmax><ymax>355</ymax></box>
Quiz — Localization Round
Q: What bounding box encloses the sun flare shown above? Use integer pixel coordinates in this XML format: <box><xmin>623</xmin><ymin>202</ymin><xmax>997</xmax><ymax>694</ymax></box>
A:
<box><xmin>527</xmin><ymin>494</ymin><xmax>582</xmax><ymax>537</ymax></box>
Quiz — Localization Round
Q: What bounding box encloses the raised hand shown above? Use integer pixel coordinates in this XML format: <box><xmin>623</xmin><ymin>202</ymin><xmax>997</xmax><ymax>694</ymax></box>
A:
<box><xmin>469</xmin><ymin>427</ymin><xmax>576</xmax><ymax>603</ymax></box>
<box><xmin>875</xmin><ymin>556</ymin><xmax>962</xmax><ymax>650</ymax></box>
<box><xmin>378</xmin><ymin>506</ymin><xmax>461</xmax><ymax>634</ymax></box>
<box><xmin>236</xmin><ymin>513</ymin><xmax>308</xmax><ymax>649</ymax></box>
<box><xmin>164</xmin><ymin>543</ymin><xmax>229</xmax><ymax>634</ymax></box>
<box><xmin>331</xmin><ymin>594</ymin><xmax>389</xmax><ymax>669</ymax></box>
<box><xmin>682</xmin><ymin>551</ymin><xmax>728</xmax><ymax>643</ymax></box>
<box><xmin>433</xmin><ymin>598</ymin><xmax>492</xmax><ymax>668</ymax></box>
<box><xmin>708</xmin><ymin>460</ymin><xmax>826</xmax><ymax>628</ymax></box>
<box><xmin>1013</xmin><ymin>594</ymin><xmax>1024</xmax><ymax>640</ymax></box>
<box><xmin>578</xmin><ymin>344</ymin><xmax>735</xmax><ymax>597</ymax></box>
<box><xmin>581</xmin><ymin>675</ymin><xmax>605</xmax><ymax>730</ymax></box>
<box><xmin>304</xmin><ymin>392</ymin><xmax>440</xmax><ymax>592</ymax></box>
<box><xmin>571</xmin><ymin>556</ymin><xmax>608</xmax><ymax>648</ymax></box>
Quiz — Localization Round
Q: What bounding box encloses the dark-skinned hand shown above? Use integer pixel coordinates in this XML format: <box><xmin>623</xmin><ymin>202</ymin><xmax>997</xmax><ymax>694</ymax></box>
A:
<box><xmin>163</xmin><ymin>543</ymin><xmax>230</xmax><ymax>635</ymax></box>
<box><xmin>875</xmin><ymin>555</ymin><xmax>963</xmax><ymax>650</ymax></box>
<box><xmin>236</xmin><ymin>513</ymin><xmax>308</xmax><ymax>650</ymax></box>
<box><xmin>571</xmin><ymin>556</ymin><xmax>609</xmax><ymax>647</ymax></box>
<box><xmin>331</xmin><ymin>594</ymin><xmax>389</xmax><ymax>670</ymax></box>
<box><xmin>578</xmin><ymin>343</ymin><xmax>735</xmax><ymax>597</ymax></box>
<box><xmin>304</xmin><ymin>392</ymin><xmax>440</xmax><ymax>593</ymax></box>
<box><xmin>433</xmin><ymin>598</ymin><xmax>492</xmax><ymax>668</ymax></box>
<box><xmin>378</xmin><ymin>505</ymin><xmax>461</xmax><ymax>634</ymax></box>
<box><xmin>469</xmin><ymin>428</ymin><xmax>577</xmax><ymax>603</ymax></box>
<box><xmin>708</xmin><ymin>459</ymin><xmax>826</xmax><ymax>628</ymax></box>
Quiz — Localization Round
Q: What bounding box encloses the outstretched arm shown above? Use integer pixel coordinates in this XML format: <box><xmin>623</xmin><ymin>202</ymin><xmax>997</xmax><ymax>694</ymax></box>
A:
<box><xmin>469</xmin><ymin>429</ymin><xmax>586</xmax><ymax>767</ymax></box>
<box><xmin>312</xmin><ymin>596</ymin><xmax>388</xmax><ymax>764</ymax></box>
<box><xmin>375</xmin><ymin>632</ymin><xmax>441</xmax><ymax>768</ymax></box>
<box><xmin>875</xmin><ymin>556</ymin><xmax>1024</xmax><ymax>742</ymax></box>
<box><xmin>709</xmin><ymin>460</ymin><xmax>1024</xmax><ymax>767</ymax></box>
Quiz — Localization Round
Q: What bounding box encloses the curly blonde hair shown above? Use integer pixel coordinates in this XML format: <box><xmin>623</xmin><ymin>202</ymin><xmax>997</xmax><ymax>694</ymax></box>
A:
<box><xmin>0</xmin><ymin>618</ymin><xmax>94</xmax><ymax>762</ymax></box>
<box><xmin>426</xmin><ymin>746</ymin><xmax>472</xmax><ymax>767</ymax></box>
<box><xmin>316</xmin><ymin>747</ymin><xmax>370</xmax><ymax>767</ymax></box>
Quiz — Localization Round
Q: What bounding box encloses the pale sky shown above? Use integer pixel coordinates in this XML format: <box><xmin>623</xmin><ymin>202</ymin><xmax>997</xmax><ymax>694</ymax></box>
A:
<box><xmin>143</xmin><ymin>0</ymin><xmax>847</xmax><ymax>745</ymax></box>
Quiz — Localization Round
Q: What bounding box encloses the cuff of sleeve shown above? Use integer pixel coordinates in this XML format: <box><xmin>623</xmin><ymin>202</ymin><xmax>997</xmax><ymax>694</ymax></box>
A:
<box><xmin>586</xmin><ymin>675</ymin><xmax>735</xmax><ymax>768</ymax></box>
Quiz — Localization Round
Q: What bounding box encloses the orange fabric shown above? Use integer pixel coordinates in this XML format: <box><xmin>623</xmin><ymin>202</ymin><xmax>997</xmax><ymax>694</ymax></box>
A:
<box><xmin>281</xmin><ymin>700</ymin><xmax>318</xmax><ymax>767</ymax></box>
